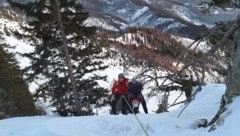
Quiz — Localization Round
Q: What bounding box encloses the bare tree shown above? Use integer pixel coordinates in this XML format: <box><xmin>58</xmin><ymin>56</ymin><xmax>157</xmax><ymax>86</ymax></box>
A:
<box><xmin>208</xmin><ymin>24</ymin><xmax>240</xmax><ymax>131</ymax></box>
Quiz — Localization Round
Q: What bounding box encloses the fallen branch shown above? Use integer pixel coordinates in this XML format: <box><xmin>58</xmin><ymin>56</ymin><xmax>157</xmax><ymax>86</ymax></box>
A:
<box><xmin>169</xmin><ymin>99</ymin><xmax>185</xmax><ymax>108</ymax></box>
<box><xmin>177</xmin><ymin>86</ymin><xmax>202</xmax><ymax>118</ymax></box>
<box><xmin>170</xmin><ymin>91</ymin><xmax>184</xmax><ymax>106</ymax></box>
<box><xmin>208</xmin><ymin>95</ymin><xmax>227</xmax><ymax>132</ymax></box>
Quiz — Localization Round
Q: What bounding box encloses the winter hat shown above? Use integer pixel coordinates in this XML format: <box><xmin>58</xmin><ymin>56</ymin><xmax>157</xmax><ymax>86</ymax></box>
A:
<box><xmin>118</xmin><ymin>73</ymin><xmax>124</xmax><ymax>78</ymax></box>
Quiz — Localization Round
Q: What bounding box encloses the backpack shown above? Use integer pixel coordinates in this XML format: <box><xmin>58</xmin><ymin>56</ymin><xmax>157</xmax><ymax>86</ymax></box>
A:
<box><xmin>128</xmin><ymin>80</ymin><xmax>142</xmax><ymax>95</ymax></box>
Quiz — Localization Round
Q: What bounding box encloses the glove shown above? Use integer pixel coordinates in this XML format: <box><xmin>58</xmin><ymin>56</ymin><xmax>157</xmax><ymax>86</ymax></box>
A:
<box><xmin>111</xmin><ymin>95</ymin><xmax>115</xmax><ymax>102</ymax></box>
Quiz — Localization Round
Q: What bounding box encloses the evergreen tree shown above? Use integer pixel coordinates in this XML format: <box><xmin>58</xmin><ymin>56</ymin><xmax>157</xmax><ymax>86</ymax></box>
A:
<box><xmin>8</xmin><ymin>0</ymin><xmax>108</xmax><ymax>116</ymax></box>
<box><xmin>211</xmin><ymin>0</ymin><xmax>231</xmax><ymax>6</ymax></box>
<box><xmin>0</xmin><ymin>44</ymin><xmax>37</xmax><ymax>118</ymax></box>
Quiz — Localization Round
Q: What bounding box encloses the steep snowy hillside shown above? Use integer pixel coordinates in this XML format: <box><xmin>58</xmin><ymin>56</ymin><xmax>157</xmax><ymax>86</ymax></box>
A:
<box><xmin>79</xmin><ymin>0</ymin><xmax>240</xmax><ymax>38</ymax></box>
<box><xmin>0</xmin><ymin>2</ymin><xmax>238</xmax><ymax>135</ymax></box>
<box><xmin>141</xmin><ymin>0</ymin><xmax>240</xmax><ymax>26</ymax></box>
<box><xmin>80</xmin><ymin>0</ymin><xmax>202</xmax><ymax>38</ymax></box>
<box><xmin>3</xmin><ymin>0</ymin><xmax>240</xmax><ymax>38</ymax></box>
<box><xmin>2</xmin><ymin>84</ymin><xmax>240</xmax><ymax>136</ymax></box>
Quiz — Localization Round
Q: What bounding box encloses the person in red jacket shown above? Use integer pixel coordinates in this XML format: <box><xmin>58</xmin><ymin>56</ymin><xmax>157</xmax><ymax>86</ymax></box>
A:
<box><xmin>110</xmin><ymin>73</ymin><xmax>129</xmax><ymax>115</ymax></box>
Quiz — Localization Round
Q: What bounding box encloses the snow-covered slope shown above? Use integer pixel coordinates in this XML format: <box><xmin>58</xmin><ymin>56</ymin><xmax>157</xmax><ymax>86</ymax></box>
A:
<box><xmin>0</xmin><ymin>4</ymin><xmax>238</xmax><ymax>136</ymax></box>
<box><xmin>79</xmin><ymin>0</ymin><xmax>240</xmax><ymax>38</ymax></box>
<box><xmin>1</xmin><ymin>84</ymin><xmax>239</xmax><ymax>136</ymax></box>
<box><xmin>80</xmin><ymin>0</ymin><xmax>193</xmax><ymax>35</ymax></box>
<box><xmin>2</xmin><ymin>0</ymin><xmax>240</xmax><ymax>37</ymax></box>
<box><xmin>142</xmin><ymin>0</ymin><xmax>240</xmax><ymax>27</ymax></box>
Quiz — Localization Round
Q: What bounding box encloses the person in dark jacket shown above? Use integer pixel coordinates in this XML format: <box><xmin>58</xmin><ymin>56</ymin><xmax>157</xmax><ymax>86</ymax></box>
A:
<box><xmin>180</xmin><ymin>74</ymin><xmax>193</xmax><ymax>101</ymax></box>
<box><xmin>128</xmin><ymin>80</ymin><xmax>148</xmax><ymax>114</ymax></box>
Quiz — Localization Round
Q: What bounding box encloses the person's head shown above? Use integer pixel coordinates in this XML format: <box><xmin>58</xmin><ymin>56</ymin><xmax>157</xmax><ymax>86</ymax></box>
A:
<box><xmin>118</xmin><ymin>73</ymin><xmax>125</xmax><ymax>82</ymax></box>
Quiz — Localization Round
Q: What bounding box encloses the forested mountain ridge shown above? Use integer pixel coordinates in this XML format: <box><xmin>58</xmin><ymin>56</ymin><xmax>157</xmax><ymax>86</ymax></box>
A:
<box><xmin>101</xmin><ymin>27</ymin><xmax>227</xmax><ymax>82</ymax></box>
<box><xmin>79</xmin><ymin>0</ymin><xmax>240</xmax><ymax>38</ymax></box>
<box><xmin>3</xmin><ymin>0</ymin><xmax>240</xmax><ymax>38</ymax></box>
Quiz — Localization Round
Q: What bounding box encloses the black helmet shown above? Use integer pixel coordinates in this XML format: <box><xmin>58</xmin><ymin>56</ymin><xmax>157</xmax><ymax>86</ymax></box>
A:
<box><xmin>118</xmin><ymin>73</ymin><xmax>124</xmax><ymax>78</ymax></box>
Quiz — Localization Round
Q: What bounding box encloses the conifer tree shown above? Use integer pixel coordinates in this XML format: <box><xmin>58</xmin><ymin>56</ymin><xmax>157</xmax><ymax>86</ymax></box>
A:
<box><xmin>8</xmin><ymin>0</ymin><xmax>108</xmax><ymax>116</ymax></box>
<box><xmin>0</xmin><ymin>44</ymin><xmax>37</xmax><ymax>118</ymax></box>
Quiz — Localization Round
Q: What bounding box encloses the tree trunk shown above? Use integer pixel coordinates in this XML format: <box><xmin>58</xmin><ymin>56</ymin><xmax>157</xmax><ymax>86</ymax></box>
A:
<box><xmin>208</xmin><ymin>29</ymin><xmax>240</xmax><ymax>129</ymax></box>
<box><xmin>225</xmin><ymin>29</ymin><xmax>240</xmax><ymax>101</ymax></box>
<box><xmin>53</xmin><ymin>0</ymin><xmax>81</xmax><ymax>115</ymax></box>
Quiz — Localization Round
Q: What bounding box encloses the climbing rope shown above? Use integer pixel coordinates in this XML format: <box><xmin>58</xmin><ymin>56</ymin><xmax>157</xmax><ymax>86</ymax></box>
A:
<box><xmin>122</xmin><ymin>95</ymin><xmax>150</xmax><ymax>136</ymax></box>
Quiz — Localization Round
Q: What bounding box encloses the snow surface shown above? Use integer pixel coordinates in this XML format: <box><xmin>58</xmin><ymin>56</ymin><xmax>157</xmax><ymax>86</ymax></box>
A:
<box><xmin>1</xmin><ymin>84</ymin><xmax>239</xmax><ymax>136</ymax></box>
<box><xmin>84</xmin><ymin>17</ymin><xmax>128</xmax><ymax>31</ymax></box>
